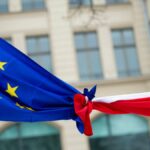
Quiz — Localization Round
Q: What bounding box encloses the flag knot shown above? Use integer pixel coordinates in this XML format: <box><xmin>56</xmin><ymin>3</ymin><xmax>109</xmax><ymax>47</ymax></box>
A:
<box><xmin>83</xmin><ymin>85</ymin><xmax>97</xmax><ymax>100</ymax></box>
<box><xmin>74</xmin><ymin>85</ymin><xmax>97</xmax><ymax>136</ymax></box>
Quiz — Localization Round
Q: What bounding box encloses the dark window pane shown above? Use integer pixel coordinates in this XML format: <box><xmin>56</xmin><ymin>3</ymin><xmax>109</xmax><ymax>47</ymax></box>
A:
<box><xmin>22</xmin><ymin>0</ymin><xmax>32</xmax><ymax>10</ymax></box>
<box><xmin>0</xmin><ymin>123</ymin><xmax>62</xmax><ymax>150</ymax></box>
<box><xmin>22</xmin><ymin>0</ymin><xmax>45</xmax><ymax>11</ymax></box>
<box><xmin>26</xmin><ymin>36</ymin><xmax>52</xmax><ymax>72</ymax></box>
<box><xmin>88</xmin><ymin>50</ymin><xmax>103</xmax><ymax>79</ymax></box>
<box><xmin>70</xmin><ymin>0</ymin><xmax>92</xmax><ymax>7</ymax></box>
<box><xmin>106</xmin><ymin>0</ymin><xmax>128</xmax><ymax>4</ymax></box>
<box><xmin>90</xmin><ymin>133</ymin><xmax>150</xmax><ymax>150</ymax></box>
<box><xmin>123</xmin><ymin>29</ymin><xmax>135</xmax><ymax>45</ymax></box>
<box><xmin>70</xmin><ymin>0</ymin><xmax>81</xmax><ymax>7</ymax></box>
<box><xmin>26</xmin><ymin>38</ymin><xmax>37</xmax><ymax>53</ymax></box>
<box><xmin>110</xmin><ymin>115</ymin><xmax>149</xmax><ymax>136</ymax></box>
<box><xmin>34</xmin><ymin>0</ymin><xmax>45</xmax><ymax>9</ymax></box>
<box><xmin>118</xmin><ymin>71</ymin><xmax>128</xmax><ymax>77</ymax></box>
<box><xmin>75</xmin><ymin>32</ymin><xmax>103</xmax><ymax>81</ymax></box>
<box><xmin>0</xmin><ymin>0</ymin><xmax>8</xmax><ymax>13</ymax></box>
<box><xmin>112</xmin><ymin>31</ymin><xmax>122</xmax><ymax>46</ymax></box>
<box><xmin>125</xmin><ymin>47</ymin><xmax>140</xmax><ymax>76</ymax></box>
<box><xmin>38</xmin><ymin>36</ymin><xmax>50</xmax><ymax>52</ymax></box>
<box><xmin>82</xmin><ymin>0</ymin><xmax>92</xmax><ymax>6</ymax></box>
<box><xmin>75</xmin><ymin>33</ymin><xmax>85</xmax><ymax>49</ymax></box>
<box><xmin>86</xmin><ymin>32</ymin><xmax>99</xmax><ymax>48</ymax></box>
<box><xmin>27</xmin><ymin>36</ymin><xmax>50</xmax><ymax>53</ymax></box>
<box><xmin>112</xmin><ymin>29</ymin><xmax>140</xmax><ymax>77</ymax></box>
<box><xmin>90</xmin><ymin>115</ymin><xmax>150</xmax><ymax>150</ymax></box>
<box><xmin>31</xmin><ymin>55</ymin><xmax>52</xmax><ymax>72</ymax></box>
<box><xmin>115</xmin><ymin>48</ymin><xmax>127</xmax><ymax>76</ymax></box>
<box><xmin>77</xmin><ymin>51</ymin><xmax>90</xmax><ymax>80</ymax></box>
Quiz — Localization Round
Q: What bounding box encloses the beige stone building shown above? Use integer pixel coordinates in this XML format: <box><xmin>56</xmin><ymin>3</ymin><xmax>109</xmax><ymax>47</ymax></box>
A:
<box><xmin>0</xmin><ymin>0</ymin><xmax>150</xmax><ymax>150</ymax></box>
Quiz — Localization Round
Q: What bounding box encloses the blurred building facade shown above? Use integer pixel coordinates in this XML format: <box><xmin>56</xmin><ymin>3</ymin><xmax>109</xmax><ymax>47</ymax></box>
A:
<box><xmin>0</xmin><ymin>0</ymin><xmax>150</xmax><ymax>150</ymax></box>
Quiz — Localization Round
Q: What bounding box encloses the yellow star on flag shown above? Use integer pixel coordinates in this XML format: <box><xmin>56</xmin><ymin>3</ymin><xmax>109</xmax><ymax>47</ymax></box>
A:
<box><xmin>6</xmin><ymin>83</ymin><xmax>19</xmax><ymax>98</ymax></box>
<box><xmin>0</xmin><ymin>62</ymin><xmax>7</xmax><ymax>71</ymax></box>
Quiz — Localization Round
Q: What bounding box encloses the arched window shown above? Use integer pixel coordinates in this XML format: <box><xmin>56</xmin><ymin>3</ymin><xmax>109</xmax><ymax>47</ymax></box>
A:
<box><xmin>90</xmin><ymin>115</ymin><xmax>150</xmax><ymax>150</ymax></box>
<box><xmin>0</xmin><ymin>123</ymin><xmax>62</xmax><ymax>150</ymax></box>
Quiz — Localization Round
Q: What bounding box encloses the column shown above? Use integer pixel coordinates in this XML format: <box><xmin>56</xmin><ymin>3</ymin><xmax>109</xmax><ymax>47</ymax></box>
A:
<box><xmin>98</xmin><ymin>25</ymin><xmax>118</xmax><ymax>79</ymax></box>
<box><xmin>94</xmin><ymin>0</ymin><xmax>105</xmax><ymax>5</ymax></box>
<box><xmin>9</xmin><ymin>0</ymin><xmax>22</xmax><ymax>12</ymax></box>
<box><xmin>132</xmin><ymin>0</ymin><xmax>150</xmax><ymax>75</ymax></box>
<box><xmin>146</xmin><ymin>79</ymin><xmax>150</xmax><ymax>91</ymax></box>
<box><xmin>60</xmin><ymin>121</ymin><xmax>90</xmax><ymax>150</ymax></box>
<box><xmin>147</xmin><ymin>0</ymin><xmax>150</xmax><ymax>19</ymax></box>
<box><xmin>45</xmin><ymin>0</ymin><xmax>79</xmax><ymax>82</ymax></box>
<box><xmin>12</xmin><ymin>33</ymin><xmax>27</xmax><ymax>54</ymax></box>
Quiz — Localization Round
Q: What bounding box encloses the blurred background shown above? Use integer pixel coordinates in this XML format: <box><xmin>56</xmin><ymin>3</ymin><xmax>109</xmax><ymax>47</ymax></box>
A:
<box><xmin>0</xmin><ymin>0</ymin><xmax>150</xmax><ymax>150</ymax></box>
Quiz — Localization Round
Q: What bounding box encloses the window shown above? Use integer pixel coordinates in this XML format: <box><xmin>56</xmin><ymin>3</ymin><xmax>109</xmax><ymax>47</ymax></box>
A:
<box><xmin>75</xmin><ymin>32</ymin><xmax>103</xmax><ymax>81</ymax></box>
<box><xmin>90</xmin><ymin>115</ymin><xmax>150</xmax><ymax>150</ymax></box>
<box><xmin>106</xmin><ymin>0</ymin><xmax>128</xmax><ymax>4</ymax></box>
<box><xmin>112</xmin><ymin>29</ymin><xmax>140</xmax><ymax>77</ymax></box>
<box><xmin>22</xmin><ymin>0</ymin><xmax>45</xmax><ymax>11</ymax></box>
<box><xmin>26</xmin><ymin>36</ymin><xmax>52</xmax><ymax>72</ymax></box>
<box><xmin>0</xmin><ymin>0</ymin><xmax>9</xmax><ymax>13</ymax></box>
<box><xmin>0</xmin><ymin>123</ymin><xmax>62</xmax><ymax>150</ymax></box>
<box><xmin>70</xmin><ymin>0</ymin><xmax>92</xmax><ymax>7</ymax></box>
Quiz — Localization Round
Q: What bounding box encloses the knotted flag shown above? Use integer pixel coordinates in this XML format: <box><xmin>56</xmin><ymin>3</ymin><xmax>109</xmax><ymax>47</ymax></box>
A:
<box><xmin>0</xmin><ymin>38</ymin><xmax>150</xmax><ymax>136</ymax></box>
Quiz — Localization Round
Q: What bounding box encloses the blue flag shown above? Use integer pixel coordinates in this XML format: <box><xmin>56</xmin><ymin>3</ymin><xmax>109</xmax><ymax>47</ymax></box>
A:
<box><xmin>0</xmin><ymin>38</ymin><xmax>91</xmax><ymax>134</ymax></box>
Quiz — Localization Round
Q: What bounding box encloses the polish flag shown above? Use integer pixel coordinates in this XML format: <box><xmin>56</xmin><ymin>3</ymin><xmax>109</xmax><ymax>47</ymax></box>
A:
<box><xmin>93</xmin><ymin>92</ymin><xmax>150</xmax><ymax>116</ymax></box>
<box><xmin>74</xmin><ymin>92</ymin><xmax>150</xmax><ymax>136</ymax></box>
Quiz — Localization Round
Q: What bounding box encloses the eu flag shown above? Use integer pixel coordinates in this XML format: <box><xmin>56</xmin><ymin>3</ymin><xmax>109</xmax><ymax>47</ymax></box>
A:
<box><xmin>0</xmin><ymin>38</ymin><xmax>89</xmax><ymax>134</ymax></box>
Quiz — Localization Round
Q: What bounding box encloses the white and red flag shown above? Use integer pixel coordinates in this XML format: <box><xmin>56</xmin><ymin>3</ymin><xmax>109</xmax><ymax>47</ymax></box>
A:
<box><xmin>74</xmin><ymin>92</ymin><xmax>150</xmax><ymax>136</ymax></box>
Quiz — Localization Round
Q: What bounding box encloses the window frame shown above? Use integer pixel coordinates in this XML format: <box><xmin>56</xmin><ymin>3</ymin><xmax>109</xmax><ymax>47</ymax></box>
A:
<box><xmin>74</xmin><ymin>31</ymin><xmax>103</xmax><ymax>81</ymax></box>
<box><xmin>0</xmin><ymin>123</ymin><xmax>62</xmax><ymax>150</ymax></box>
<box><xmin>69</xmin><ymin>0</ymin><xmax>93</xmax><ymax>8</ymax></box>
<box><xmin>26</xmin><ymin>35</ymin><xmax>52</xmax><ymax>72</ymax></box>
<box><xmin>112</xmin><ymin>28</ymin><xmax>141</xmax><ymax>77</ymax></box>
<box><xmin>0</xmin><ymin>0</ymin><xmax>9</xmax><ymax>13</ymax></box>
<box><xmin>22</xmin><ymin>0</ymin><xmax>46</xmax><ymax>12</ymax></box>
<box><xmin>106</xmin><ymin>0</ymin><xmax>129</xmax><ymax>5</ymax></box>
<box><xmin>89</xmin><ymin>115</ymin><xmax>150</xmax><ymax>150</ymax></box>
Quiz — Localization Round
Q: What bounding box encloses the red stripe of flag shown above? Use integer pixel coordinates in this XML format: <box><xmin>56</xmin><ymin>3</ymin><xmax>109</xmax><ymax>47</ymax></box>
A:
<box><xmin>93</xmin><ymin>95</ymin><xmax>150</xmax><ymax>116</ymax></box>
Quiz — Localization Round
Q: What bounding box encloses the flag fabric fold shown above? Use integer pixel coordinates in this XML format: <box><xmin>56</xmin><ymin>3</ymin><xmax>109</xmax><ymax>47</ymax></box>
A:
<box><xmin>0</xmin><ymin>38</ymin><xmax>84</xmax><ymax>133</ymax></box>
<box><xmin>93</xmin><ymin>92</ymin><xmax>150</xmax><ymax>115</ymax></box>
<box><xmin>0</xmin><ymin>38</ymin><xmax>150</xmax><ymax>136</ymax></box>
<box><xmin>74</xmin><ymin>92</ymin><xmax>150</xmax><ymax>136</ymax></box>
